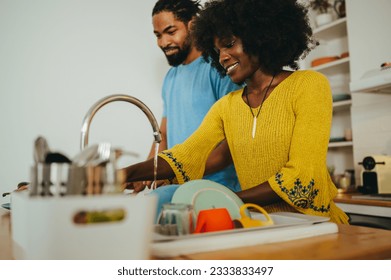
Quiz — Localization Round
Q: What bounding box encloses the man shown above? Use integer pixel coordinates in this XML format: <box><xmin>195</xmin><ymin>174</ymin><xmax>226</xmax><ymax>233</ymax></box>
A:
<box><xmin>134</xmin><ymin>0</ymin><xmax>242</xmax><ymax>214</ymax></box>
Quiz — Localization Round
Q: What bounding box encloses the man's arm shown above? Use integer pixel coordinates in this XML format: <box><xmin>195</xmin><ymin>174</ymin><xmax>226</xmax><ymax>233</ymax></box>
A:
<box><xmin>236</xmin><ymin>181</ymin><xmax>282</xmax><ymax>206</ymax></box>
<box><xmin>204</xmin><ymin>140</ymin><xmax>233</xmax><ymax>175</ymax></box>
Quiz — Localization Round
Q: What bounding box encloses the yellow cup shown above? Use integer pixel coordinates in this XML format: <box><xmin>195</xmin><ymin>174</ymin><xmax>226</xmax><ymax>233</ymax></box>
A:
<box><xmin>234</xmin><ymin>203</ymin><xmax>274</xmax><ymax>228</ymax></box>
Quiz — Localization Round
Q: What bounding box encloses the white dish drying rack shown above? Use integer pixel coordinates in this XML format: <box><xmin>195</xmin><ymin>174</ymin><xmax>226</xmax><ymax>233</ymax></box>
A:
<box><xmin>152</xmin><ymin>212</ymin><xmax>338</xmax><ymax>258</ymax></box>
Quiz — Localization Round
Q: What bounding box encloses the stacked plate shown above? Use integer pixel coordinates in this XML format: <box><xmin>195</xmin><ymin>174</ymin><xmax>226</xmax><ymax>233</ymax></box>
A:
<box><xmin>171</xmin><ymin>179</ymin><xmax>244</xmax><ymax>219</ymax></box>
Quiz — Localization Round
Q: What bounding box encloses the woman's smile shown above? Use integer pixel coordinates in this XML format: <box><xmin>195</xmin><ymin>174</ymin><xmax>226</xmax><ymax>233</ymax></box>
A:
<box><xmin>225</xmin><ymin>62</ymin><xmax>239</xmax><ymax>75</ymax></box>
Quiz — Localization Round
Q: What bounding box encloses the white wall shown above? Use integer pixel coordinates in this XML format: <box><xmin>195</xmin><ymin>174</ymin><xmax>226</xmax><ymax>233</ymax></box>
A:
<box><xmin>0</xmin><ymin>0</ymin><xmax>169</xmax><ymax>200</ymax></box>
<box><xmin>346</xmin><ymin>0</ymin><xmax>391</xmax><ymax>81</ymax></box>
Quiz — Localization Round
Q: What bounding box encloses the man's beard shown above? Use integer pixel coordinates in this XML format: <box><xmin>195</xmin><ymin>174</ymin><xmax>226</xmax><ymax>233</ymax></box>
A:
<box><xmin>163</xmin><ymin>36</ymin><xmax>192</xmax><ymax>66</ymax></box>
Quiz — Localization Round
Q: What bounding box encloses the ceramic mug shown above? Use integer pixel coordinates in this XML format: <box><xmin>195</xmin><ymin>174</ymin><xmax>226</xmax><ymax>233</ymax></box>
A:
<box><xmin>234</xmin><ymin>203</ymin><xmax>274</xmax><ymax>228</ymax></box>
<box><xmin>156</xmin><ymin>203</ymin><xmax>195</xmax><ymax>236</ymax></box>
<box><xmin>194</xmin><ymin>208</ymin><xmax>234</xmax><ymax>233</ymax></box>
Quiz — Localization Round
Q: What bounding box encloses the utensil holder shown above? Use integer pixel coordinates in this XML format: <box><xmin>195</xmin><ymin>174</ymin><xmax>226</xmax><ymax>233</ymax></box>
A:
<box><xmin>30</xmin><ymin>162</ymin><xmax>124</xmax><ymax>197</ymax></box>
<box><xmin>11</xmin><ymin>192</ymin><xmax>156</xmax><ymax>259</ymax></box>
<box><xmin>30</xmin><ymin>163</ymin><xmax>70</xmax><ymax>196</ymax></box>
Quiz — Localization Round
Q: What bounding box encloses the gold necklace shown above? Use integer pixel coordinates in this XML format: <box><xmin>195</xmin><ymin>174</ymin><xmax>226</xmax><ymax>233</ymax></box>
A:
<box><xmin>244</xmin><ymin>74</ymin><xmax>275</xmax><ymax>139</ymax></box>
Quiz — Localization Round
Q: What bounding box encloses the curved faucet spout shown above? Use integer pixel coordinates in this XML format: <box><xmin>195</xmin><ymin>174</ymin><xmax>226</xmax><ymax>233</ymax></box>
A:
<box><xmin>80</xmin><ymin>94</ymin><xmax>162</xmax><ymax>150</ymax></box>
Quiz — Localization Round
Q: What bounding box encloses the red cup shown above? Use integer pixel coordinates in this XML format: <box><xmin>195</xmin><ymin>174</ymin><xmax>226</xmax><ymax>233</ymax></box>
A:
<box><xmin>194</xmin><ymin>208</ymin><xmax>234</xmax><ymax>233</ymax></box>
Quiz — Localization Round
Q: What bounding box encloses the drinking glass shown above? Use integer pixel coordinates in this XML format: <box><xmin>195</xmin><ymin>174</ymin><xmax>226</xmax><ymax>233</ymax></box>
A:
<box><xmin>156</xmin><ymin>203</ymin><xmax>195</xmax><ymax>236</ymax></box>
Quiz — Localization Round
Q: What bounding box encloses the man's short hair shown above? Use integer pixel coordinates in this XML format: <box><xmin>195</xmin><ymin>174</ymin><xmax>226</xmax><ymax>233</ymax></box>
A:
<box><xmin>152</xmin><ymin>0</ymin><xmax>201</xmax><ymax>24</ymax></box>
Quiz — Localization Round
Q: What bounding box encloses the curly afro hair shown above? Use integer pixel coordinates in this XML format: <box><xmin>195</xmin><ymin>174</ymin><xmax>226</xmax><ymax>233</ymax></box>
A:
<box><xmin>192</xmin><ymin>0</ymin><xmax>317</xmax><ymax>76</ymax></box>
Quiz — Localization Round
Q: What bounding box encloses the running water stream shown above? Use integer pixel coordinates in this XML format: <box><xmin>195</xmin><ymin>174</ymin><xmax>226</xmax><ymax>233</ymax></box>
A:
<box><xmin>141</xmin><ymin>141</ymin><xmax>159</xmax><ymax>195</ymax></box>
<box><xmin>151</xmin><ymin>142</ymin><xmax>160</xmax><ymax>190</ymax></box>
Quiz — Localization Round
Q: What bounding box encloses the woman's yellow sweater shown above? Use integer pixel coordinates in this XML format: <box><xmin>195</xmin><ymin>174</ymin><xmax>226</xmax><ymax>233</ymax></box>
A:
<box><xmin>159</xmin><ymin>70</ymin><xmax>349</xmax><ymax>224</ymax></box>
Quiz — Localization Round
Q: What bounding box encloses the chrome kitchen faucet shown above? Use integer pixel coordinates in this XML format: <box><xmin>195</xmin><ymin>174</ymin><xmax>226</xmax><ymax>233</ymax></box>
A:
<box><xmin>80</xmin><ymin>94</ymin><xmax>162</xmax><ymax>150</ymax></box>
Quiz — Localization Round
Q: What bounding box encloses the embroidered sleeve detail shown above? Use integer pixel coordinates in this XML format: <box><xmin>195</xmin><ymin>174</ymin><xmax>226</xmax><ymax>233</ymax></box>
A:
<box><xmin>275</xmin><ymin>173</ymin><xmax>330</xmax><ymax>213</ymax></box>
<box><xmin>161</xmin><ymin>151</ymin><xmax>190</xmax><ymax>183</ymax></box>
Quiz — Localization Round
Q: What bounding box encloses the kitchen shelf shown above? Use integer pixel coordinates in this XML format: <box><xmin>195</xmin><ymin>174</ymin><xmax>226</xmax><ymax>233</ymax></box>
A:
<box><xmin>333</xmin><ymin>99</ymin><xmax>352</xmax><ymax>112</ymax></box>
<box><xmin>328</xmin><ymin>141</ymin><xmax>353</xmax><ymax>148</ymax></box>
<box><xmin>313</xmin><ymin>18</ymin><xmax>348</xmax><ymax>40</ymax></box>
<box><xmin>304</xmin><ymin>9</ymin><xmax>353</xmax><ymax>175</ymax></box>
<box><xmin>311</xmin><ymin>57</ymin><xmax>350</xmax><ymax>72</ymax></box>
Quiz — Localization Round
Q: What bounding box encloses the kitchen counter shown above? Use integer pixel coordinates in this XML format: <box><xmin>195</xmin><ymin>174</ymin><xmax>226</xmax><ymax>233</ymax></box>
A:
<box><xmin>334</xmin><ymin>192</ymin><xmax>391</xmax><ymax>208</ymax></box>
<box><xmin>1</xmin><ymin>208</ymin><xmax>12</xmax><ymax>260</ymax></box>
<box><xmin>334</xmin><ymin>192</ymin><xmax>391</xmax><ymax>229</ymax></box>
<box><xmin>2</xmin><ymin>207</ymin><xmax>391</xmax><ymax>260</ymax></box>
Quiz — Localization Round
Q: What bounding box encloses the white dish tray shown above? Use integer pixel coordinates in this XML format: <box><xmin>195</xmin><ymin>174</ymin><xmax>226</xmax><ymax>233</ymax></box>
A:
<box><xmin>153</xmin><ymin>212</ymin><xmax>330</xmax><ymax>242</ymax></box>
<box><xmin>152</xmin><ymin>212</ymin><xmax>338</xmax><ymax>258</ymax></box>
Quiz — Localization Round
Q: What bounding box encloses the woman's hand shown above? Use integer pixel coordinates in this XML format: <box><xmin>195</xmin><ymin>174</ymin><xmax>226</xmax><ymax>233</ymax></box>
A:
<box><xmin>123</xmin><ymin>181</ymin><xmax>147</xmax><ymax>193</ymax></box>
<box><xmin>126</xmin><ymin>180</ymin><xmax>169</xmax><ymax>193</ymax></box>
<box><xmin>120</xmin><ymin>157</ymin><xmax>176</xmax><ymax>192</ymax></box>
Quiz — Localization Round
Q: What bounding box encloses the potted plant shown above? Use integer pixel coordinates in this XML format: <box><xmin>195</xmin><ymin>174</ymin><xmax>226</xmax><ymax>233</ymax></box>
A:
<box><xmin>309</xmin><ymin>0</ymin><xmax>333</xmax><ymax>27</ymax></box>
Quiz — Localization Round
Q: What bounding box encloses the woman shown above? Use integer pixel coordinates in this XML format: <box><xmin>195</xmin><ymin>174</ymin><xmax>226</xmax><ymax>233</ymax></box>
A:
<box><xmin>123</xmin><ymin>0</ymin><xmax>348</xmax><ymax>224</ymax></box>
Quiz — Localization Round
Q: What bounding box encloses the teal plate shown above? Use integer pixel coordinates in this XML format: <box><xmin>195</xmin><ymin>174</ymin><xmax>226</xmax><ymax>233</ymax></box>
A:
<box><xmin>1</xmin><ymin>203</ymin><xmax>11</xmax><ymax>210</ymax></box>
<box><xmin>329</xmin><ymin>137</ymin><xmax>346</xmax><ymax>142</ymax></box>
<box><xmin>171</xmin><ymin>179</ymin><xmax>244</xmax><ymax>219</ymax></box>
<box><xmin>332</xmin><ymin>93</ymin><xmax>351</xmax><ymax>102</ymax></box>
